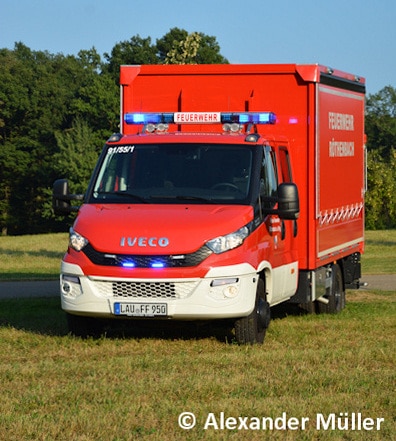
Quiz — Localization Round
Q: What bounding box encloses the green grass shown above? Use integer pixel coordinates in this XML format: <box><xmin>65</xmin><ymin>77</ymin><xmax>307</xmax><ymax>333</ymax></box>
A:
<box><xmin>0</xmin><ymin>293</ymin><xmax>394</xmax><ymax>440</ymax></box>
<box><xmin>0</xmin><ymin>233</ymin><xmax>68</xmax><ymax>280</ymax></box>
<box><xmin>0</xmin><ymin>230</ymin><xmax>395</xmax><ymax>280</ymax></box>
<box><xmin>0</xmin><ymin>230</ymin><xmax>395</xmax><ymax>439</ymax></box>
<box><xmin>362</xmin><ymin>230</ymin><xmax>396</xmax><ymax>274</ymax></box>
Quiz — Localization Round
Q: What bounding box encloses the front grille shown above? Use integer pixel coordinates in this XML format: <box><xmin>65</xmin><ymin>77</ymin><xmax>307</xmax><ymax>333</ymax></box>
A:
<box><xmin>92</xmin><ymin>280</ymin><xmax>198</xmax><ymax>299</ymax></box>
<box><xmin>83</xmin><ymin>243</ymin><xmax>212</xmax><ymax>268</ymax></box>
<box><xmin>113</xmin><ymin>282</ymin><xmax>175</xmax><ymax>299</ymax></box>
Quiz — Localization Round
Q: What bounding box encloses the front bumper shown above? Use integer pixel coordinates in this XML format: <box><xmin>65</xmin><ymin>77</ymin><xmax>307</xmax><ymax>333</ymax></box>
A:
<box><xmin>60</xmin><ymin>261</ymin><xmax>258</xmax><ymax>320</ymax></box>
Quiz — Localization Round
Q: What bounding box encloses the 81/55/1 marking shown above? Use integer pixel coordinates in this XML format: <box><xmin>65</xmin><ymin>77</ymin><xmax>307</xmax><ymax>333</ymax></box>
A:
<box><xmin>114</xmin><ymin>302</ymin><xmax>167</xmax><ymax>317</ymax></box>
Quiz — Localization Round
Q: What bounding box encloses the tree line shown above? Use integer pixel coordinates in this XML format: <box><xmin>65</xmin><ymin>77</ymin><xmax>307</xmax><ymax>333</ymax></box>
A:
<box><xmin>0</xmin><ymin>28</ymin><xmax>394</xmax><ymax>234</ymax></box>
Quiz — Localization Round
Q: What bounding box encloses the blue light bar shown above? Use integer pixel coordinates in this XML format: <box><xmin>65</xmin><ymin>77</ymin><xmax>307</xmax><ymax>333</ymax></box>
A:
<box><xmin>151</xmin><ymin>262</ymin><xmax>165</xmax><ymax>268</ymax></box>
<box><xmin>124</xmin><ymin>111</ymin><xmax>276</xmax><ymax>125</ymax></box>
<box><xmin>124</xmin><ymin>113</ymin><xmax>174</xmax><ymax>125</ymax></box>
<box><xmin>122</xmin><ymin>261</ymin><xmax>135</xmax><ymax>268</ymax></box>
<box><xmin>221</xmin><ymin>112</ymin><xmax>276</xmax><ymax>125</ymax></box>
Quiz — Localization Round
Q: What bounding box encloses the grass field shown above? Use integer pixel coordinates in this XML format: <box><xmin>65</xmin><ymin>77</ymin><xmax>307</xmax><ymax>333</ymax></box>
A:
<box><xmin>0</xmin><ymin>231</ymin><xmax>395</xmax><ymax>439</ymax></box>
<box><xmin>362</xmin><ymin>230</ymin><xmax>396</xmax><ymax>274</ymax></box>
<box><xmin>0</xmin><ymin>292</ymin><xmax>394</xmax><ymax>440</ymax></box>
<box><xmin>0</xmin><ymin>233</ymin><xmax>68</xmax><ymax>280</ymax></box>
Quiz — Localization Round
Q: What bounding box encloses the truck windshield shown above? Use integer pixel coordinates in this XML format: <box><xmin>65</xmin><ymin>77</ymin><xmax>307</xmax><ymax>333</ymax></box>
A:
<box><xmin>91</xmin><ymin>143</ymin><xmax>254</xmax><ymax>204</ymax></box>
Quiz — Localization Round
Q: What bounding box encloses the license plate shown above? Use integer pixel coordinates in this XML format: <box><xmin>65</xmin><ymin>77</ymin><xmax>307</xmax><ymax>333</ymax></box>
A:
<box><xmin>114</xmin><ymin>302</ymin><xmax>167</xmax><ymax>317</ymax></box>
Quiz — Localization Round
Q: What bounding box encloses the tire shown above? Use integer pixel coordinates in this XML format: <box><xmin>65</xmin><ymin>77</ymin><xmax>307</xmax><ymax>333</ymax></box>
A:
<box><xmin>66</xmin><ymin>313</ymin><xmax>104</xmax><ymax>338</ymax></box>
<box><xmin>234</xmin><ymin>279</ymin><xmax>270</xmax><ymax>344</ymax></box>
<box><xmin>317</xmin><ymin>263</ymin><xmax>345</xmax><ymax>314</ymax></box>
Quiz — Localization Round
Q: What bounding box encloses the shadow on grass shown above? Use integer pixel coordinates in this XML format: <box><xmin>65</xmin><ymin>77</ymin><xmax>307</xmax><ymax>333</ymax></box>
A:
<box><xmin>365</xmin><ymin>238</ymin><xmax>396</xmax><ymax>247</ymax></box>
<box><xmin>0</xmin><ymin>273</ymin><xmax>59</xmax><ymax>281</ymax></box>
<box><xmin>0</xmin><ymin>297</ymin><xmax>68</xmax><ymax>336</ymax></box>
<box><xmin>0</xmin><ymin>297</ymin><xmax>307</xmax><ymax>342</ymax></box>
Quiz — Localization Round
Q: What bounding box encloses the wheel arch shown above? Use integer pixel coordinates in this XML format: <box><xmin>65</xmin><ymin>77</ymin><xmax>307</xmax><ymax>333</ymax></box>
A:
<box><xmin>257</xmin><ymin>262</ymin><xmax>272</xmax><ymax>304</ymax></box>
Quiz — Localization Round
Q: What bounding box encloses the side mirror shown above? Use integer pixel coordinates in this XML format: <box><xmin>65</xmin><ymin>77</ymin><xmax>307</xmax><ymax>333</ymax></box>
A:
<box><xmin>277</xmin><ymin>183</ymin><xmax>299</xmax><ymax>220</ymax></box>
<box><xmin>52</xmin><ymin>179</ymin><xmax>83</xmax><ymax>215</ymax></box>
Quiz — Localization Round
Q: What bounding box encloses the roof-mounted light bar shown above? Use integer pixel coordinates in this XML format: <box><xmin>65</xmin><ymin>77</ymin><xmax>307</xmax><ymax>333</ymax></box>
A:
<box><xmin>124</xmin><ymin>111</ymin><xmax>276</xmax><ymax>126</ymax></box>
<box><xmin>221</xmin><ymin>112</ymin><xmax>276</xmax><ymax>125</ymax></box>
<box><xmin>124</xmin><ymin>113</ymin><xmax>174</xmax><ymax>125</ymax></box>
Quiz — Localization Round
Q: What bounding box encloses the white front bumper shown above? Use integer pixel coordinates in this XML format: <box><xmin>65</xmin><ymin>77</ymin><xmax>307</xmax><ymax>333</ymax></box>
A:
<box><xmin>60</xmin><ymin>261</ymin><xmax>258</xmax><ymax>320</ymax></box>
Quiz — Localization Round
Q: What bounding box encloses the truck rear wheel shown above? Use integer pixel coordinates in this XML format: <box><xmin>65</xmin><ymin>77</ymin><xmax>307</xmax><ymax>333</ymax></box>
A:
<box><xmin>234</xmin><ymin>279</ymin><xmax>270</xmax><ymax>344</ymax></box>
<box><xmin>317</xmin><ymin>263</ymin><xmax>345</xmax><ymax>314</ymax></box>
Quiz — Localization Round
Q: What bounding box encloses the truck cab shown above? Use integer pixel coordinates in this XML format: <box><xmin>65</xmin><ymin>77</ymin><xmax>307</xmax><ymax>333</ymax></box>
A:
<box><xmin>54</xmin><ymin>112</ymin><xmax>299</xmax><ymax>343</ymax></box>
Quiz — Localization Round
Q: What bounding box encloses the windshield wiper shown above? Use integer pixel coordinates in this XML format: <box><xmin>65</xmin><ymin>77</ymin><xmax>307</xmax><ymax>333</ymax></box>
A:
<box><xmin>175</xmin><ymin>195</ymin><xmax>214</xmax><ymax>203</ymax></box>
<box><xmin>148</xmin><ymin>194</ymin><xmax>213</xmax><ymax>203</ymax></box>
<box><xmin>95</xmin><ymin>191</ymin><xmax>149</xmax><ymax>203</ymax></box>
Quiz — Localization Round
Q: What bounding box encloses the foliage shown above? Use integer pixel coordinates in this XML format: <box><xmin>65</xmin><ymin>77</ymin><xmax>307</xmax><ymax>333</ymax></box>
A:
<box><xmin>0</xmin><ymin>43</ymin><xmax>120</xmax><ymax>234</ymax></box>
<box><xmin>365</xmin><ymin>85</ymin><xmax>396</xmax><ymax>229</ymax></box>
<box><xmin>53</xmin><ymin>118</ymin><xmax>101</xmax><ymax>194</ymax></box>
<box><xmin>365</xmin><ymin>86</ymin><xmax>396</xmax><ymax>159</ymax></box>
<box><xmin>365</xmin><ymin>149</ymin><xmax>396</xmax><ymax>229</ymax></box>
<box><xmin>0</xmin><ymin>31</ymin><xmax>394</xmax><ymax>234</ymax></box>
<box><xmin>104</xmin><ymin>34</ymin><xmax>159</xmax><ymax>81</ymax></box>
<box><xmin>165</xmin><ymin>32</ymin><xmax>202</xmax><ymax>64</ymax></box>
<box><xmin>159</xmin><ymin>27</ymin><xmax>228</xmax><ymax>65</ymax></box>
<box><xmin>162</xmin><ymin>29</ymin><xmax>229</xmax><ymax>65</ymax></box>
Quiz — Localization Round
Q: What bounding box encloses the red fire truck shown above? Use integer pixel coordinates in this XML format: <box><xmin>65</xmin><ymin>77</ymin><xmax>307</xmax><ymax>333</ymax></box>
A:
<box><xmin>53</xmin><ymin>63</ymin><xmax>366</xmax><ymax>344</ymax></box>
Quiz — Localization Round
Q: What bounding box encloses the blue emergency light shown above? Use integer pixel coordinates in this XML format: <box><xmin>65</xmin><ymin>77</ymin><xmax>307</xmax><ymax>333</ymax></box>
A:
<box><xmin>124</xmin><ymin>111</ymin><xmax>276</xmax><ymax>125</ymax></box>
<box><xmin>121</xmin><ymin>260</ymin><xmax>165</xmax><ymax>269</ymax></box>
<box><xmin>222</xmin><ymin>112</ymin><xmax>276</xmax><ymax>125</ymax></box>
<box><xmin>124</xmin><ymin>113</ymin><xmax>174</xmax><ymax>125</ymax></box>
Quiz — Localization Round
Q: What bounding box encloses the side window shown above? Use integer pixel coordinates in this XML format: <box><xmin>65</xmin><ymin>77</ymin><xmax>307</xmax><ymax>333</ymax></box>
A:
<box><xmin>94</xmin><ymin>152</ymin><xmax>130</xmax><ymax>194</ymax></box>
<box><xmin>95</xmin><ymin>153</ymin><xmax>118</xmax><ymax>192</ymax></box>
<box><xmin>260</xmin><ymin>146</ymin><xmax>278</xmax><ymax>208</ymax></box>
<box><xmin>279</xmin><ymin>146</ymin><xmax>292</xmax><ymax>183</ymax></box>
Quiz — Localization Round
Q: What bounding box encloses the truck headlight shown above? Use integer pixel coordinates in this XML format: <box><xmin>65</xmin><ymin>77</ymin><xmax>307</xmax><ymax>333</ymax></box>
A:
<box><xmin>69</xmin><ymin>227</ymin><xmax>88</xmax><ymax>251</ymax></box>
<box><xmin>206</xmin><ymin>225</ymin><xmax>250</xmax><ymax>254</ymax></box>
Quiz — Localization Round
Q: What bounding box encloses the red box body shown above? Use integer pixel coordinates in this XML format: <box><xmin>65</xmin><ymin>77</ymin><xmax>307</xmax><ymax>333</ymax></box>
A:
<box><xmin>120</xmin><ymin>64</ymin><xmax>365</xmax><ymax>270</ymax></box>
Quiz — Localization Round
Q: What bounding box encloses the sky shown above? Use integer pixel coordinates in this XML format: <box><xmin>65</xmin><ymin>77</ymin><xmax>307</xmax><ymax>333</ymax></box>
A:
<box><xmin>1</xmin><ymin>0</ymin><xmax>395</xmax><ymax>95</ymax></box>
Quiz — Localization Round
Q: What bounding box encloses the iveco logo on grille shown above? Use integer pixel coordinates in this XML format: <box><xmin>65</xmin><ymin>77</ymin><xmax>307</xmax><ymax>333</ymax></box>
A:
<box><xmin>120</xmin><ymin>237</ymin><xmax>169</xmax><ymax>247</ymax></box>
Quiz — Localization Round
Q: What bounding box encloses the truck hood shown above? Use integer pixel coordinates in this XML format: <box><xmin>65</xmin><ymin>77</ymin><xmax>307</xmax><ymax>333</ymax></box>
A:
<box><xmin>74</xmin><ymin>204</ymin><xmax>254</xmax><ymax>254</ymax></box>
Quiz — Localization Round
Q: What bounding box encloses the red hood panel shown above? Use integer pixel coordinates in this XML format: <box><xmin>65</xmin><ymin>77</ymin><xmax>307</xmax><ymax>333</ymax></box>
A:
<box><xmin>74</xmin><ymin>204</ymin><xmax>253</xmax><ymax>254</ymax></box>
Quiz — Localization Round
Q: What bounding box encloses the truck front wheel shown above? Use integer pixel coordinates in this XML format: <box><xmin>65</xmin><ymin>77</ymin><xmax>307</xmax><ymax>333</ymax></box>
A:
<box><xmin>234</xmin><ymin>279</ymin><xmax>270</xmax><ymax>344</ymax></box>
